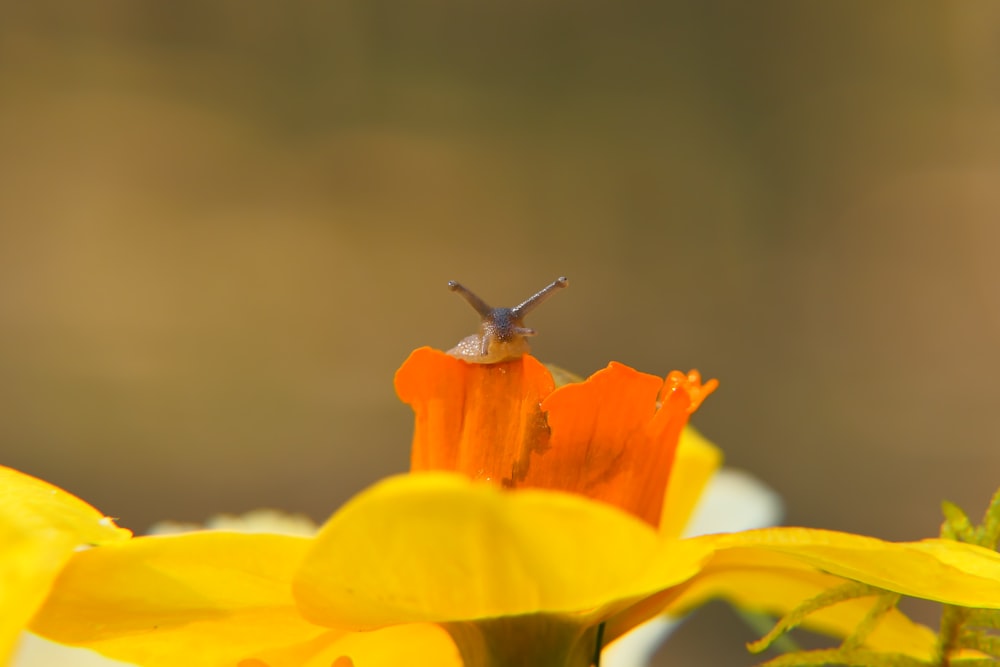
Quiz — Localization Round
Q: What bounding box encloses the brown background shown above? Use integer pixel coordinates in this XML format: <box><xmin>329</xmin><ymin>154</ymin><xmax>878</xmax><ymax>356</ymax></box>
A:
<box><xmin>3</xmin><ymin>3</ymin><xmax>1000</xmax><ymax>664</ymax></box>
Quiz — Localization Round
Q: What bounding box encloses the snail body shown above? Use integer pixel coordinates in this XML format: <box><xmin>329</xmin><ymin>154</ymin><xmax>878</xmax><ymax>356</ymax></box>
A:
<box><xmin>446</xmin><ymin>277</ymin><xmax>568</xmax><ymax>364</ymax></box>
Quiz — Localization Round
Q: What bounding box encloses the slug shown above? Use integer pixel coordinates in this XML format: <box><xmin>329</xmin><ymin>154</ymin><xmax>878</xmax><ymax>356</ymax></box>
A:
<box><xmin>446</xmin><ymin>277</ymin><xmax>568</xmax><ymax>364</ymax></box>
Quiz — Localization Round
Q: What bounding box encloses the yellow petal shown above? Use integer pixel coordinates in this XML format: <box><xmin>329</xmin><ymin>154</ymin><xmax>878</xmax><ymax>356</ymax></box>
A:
<box><xmin>0</xmin><ymin>466</ymin><xmax>129</xmax><ymax>663</ymax></box>
<box><xmin>0</xmin><ymin>467</ymin><xmax>129</xmax><ymax>546</ymax></box>
<box><xmin>663</xmin><ymin>557</ymin><xmax>938</xmax><ymax>659</ymax></box>
<box><xmin>294</xmin><ymin>473</ymin><xmax>716</xmax><ymax>630</ymax></box>
<box><xmin>293</xmin><ymin>624</ymin><xmax>460</xmax><ymax>667</ymax></box>
<box><xmin>14</xmin><ymin>633</ymin><xmax>137</xmax><ymax>666</ymax></box>
<box><xmin>608</xmin><ymin>526</ymin><xmax>1000</xmax><ymax>648</ymax></box>
<box><xmin>213</xmin><ymin>624</ymin><xmax>460</xmax><ymax>667</ymax></box>
<box><xmin>701</xmin><ymin>527</ymin><xmax>1000</xmax><ymax>608</ymax></box>
<box><xmin>658</xmin><ymin>426</ymin><xmax>723</xmax><ymax>540</ymax></box>
<box><xmin>30</xmin><ymin>532</ymin><xmax>332</xmax><ymax>667</ymax></box>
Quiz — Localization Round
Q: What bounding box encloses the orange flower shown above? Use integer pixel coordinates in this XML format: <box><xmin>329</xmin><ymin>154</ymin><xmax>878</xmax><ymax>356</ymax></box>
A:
<box><xmin>396</xmin><ymin>348</ymin><xmax>716</xmax><ymax>527</ymax></box>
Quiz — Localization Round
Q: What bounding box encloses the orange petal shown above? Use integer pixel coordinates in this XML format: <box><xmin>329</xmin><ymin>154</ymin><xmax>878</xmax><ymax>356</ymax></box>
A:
<box><xmin>395</xmin><ymin>347</ymin><xmax>555</xmax><ymax>486</ymax></box>
<box><xmin>537</xmin><ymin>365</ymin><xmax>717</xmax><ymax>526</ymax></box>
<box><xmin>396</xmin><ymin>347</ymin><xmax>716</xmax><ymax>526</ymax></box>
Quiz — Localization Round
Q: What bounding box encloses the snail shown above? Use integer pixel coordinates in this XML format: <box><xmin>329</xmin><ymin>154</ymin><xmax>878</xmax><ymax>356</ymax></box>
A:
<box><xmin>446</xmin><ymin>277</ymin><xmax>568</xmax><ymax>363</ymax></box>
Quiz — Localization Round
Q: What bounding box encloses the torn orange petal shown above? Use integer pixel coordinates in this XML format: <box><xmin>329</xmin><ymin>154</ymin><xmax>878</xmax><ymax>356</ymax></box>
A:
<box><xmin>534</xmin><ymin>363</ymin><xmax>668</xmax><ymax>526</ymax></box>
<box><xmin>396</xmin><ymin>348</ymin><xmax>716</xmax><ymax>527</ymax></box>
<box><xmin>395</xmin><ymin>347</ymin><xmax>554</xmax><ymax>485</ymax></box>
<box><xmin>659</xmin><ymin>370</ymin><xmax>718</xmax><ymax>415</ymax></box>
<box><xmin>538</xmin><ymin>365</ymin><xmax>716</xmax><ymax>526</ymax></box>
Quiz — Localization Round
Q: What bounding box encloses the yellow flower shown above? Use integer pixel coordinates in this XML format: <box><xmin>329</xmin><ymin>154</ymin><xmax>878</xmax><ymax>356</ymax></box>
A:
<box><xmin>19</xmin><ymin>280</ymin><xmax>1000</xmax><ymax>666</ymax></box>
<box><xmin>295</xmin><ymin>348</ymin><xmax>1000</xmax><ymax>666</ymax></box>
<box><xmin>729</xmin><ymin>488</ymin><xmax>1000</xmax><ymax>666</ymax></box>
<box><xmin>22</xmin><ymin>348</ymin><xmax>1000</xmax><ymax>667</ymax></box>
<box><xmin>0</xmin><ymin>466</ymin><xmax>129</xmax><ymax>663</ymax></box>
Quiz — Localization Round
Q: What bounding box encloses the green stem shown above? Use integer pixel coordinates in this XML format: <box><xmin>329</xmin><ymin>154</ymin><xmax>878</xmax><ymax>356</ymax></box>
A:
<box><xmin>444</xmin><ymin>616</ymin><xmax>601</xmax><ymax>667</ymax></box>
<box><xmin>593</xmin><ymin>622</ymin><xmax>605</xmax><ymax>666</ymax></box>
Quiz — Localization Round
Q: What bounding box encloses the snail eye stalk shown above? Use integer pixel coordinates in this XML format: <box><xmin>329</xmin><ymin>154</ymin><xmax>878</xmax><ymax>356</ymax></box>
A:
<box><xmin>446</xmin><ymin>277</ymin><xmax>568</xmax><ymax>364</ymax></box>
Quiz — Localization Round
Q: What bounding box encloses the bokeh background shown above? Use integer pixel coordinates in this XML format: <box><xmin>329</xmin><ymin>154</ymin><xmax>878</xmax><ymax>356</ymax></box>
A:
<box><xmin>3</xmin><ymin>3</ymin><xmax>1000</xmax><ymax>664</ymax></box>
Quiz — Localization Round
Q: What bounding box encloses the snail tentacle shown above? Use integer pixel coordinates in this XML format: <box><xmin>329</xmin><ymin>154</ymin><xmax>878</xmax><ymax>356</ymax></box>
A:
<box><xmin>446</xmin><ymin>277</ymin><xmax>568</xmax><ymax>364</ymax></box>
<box><xmin>447</xmin><ymin>281</ymin><xmax>494</xmax><ymax>318</ymax></box>
<box><xmin>512</xmin><ymin>276</ymin><xmax>568</xmax><ymax>317</ymax></box>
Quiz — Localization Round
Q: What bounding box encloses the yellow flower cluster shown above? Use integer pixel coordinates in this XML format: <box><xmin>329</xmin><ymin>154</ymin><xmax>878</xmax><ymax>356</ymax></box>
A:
<box><xmin>3</xmin><ymin>280</ymin><xmax>1000</xmax><ymax>667</ymax></box>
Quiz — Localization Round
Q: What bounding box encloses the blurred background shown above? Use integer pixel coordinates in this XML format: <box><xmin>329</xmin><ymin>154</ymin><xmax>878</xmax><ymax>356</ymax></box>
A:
<box><xmin>3</xmin><ymin>2</ymin><xmax>1000</xmax><ymax>664</ymax></box>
